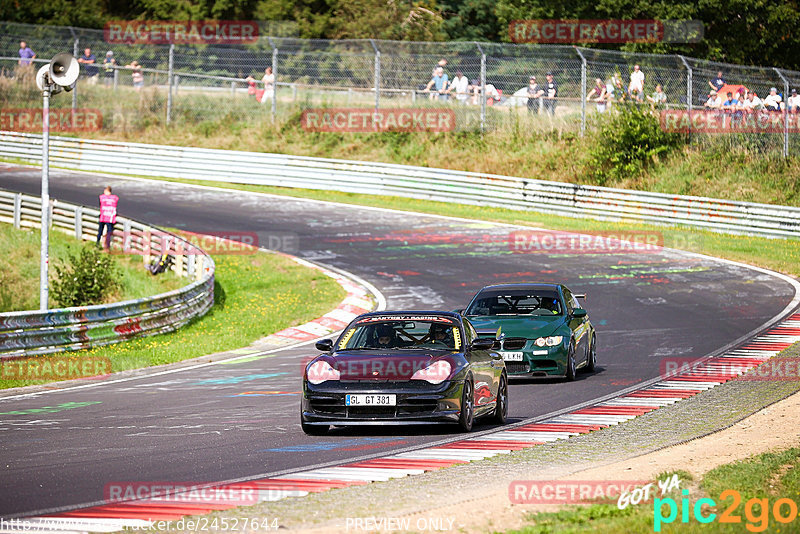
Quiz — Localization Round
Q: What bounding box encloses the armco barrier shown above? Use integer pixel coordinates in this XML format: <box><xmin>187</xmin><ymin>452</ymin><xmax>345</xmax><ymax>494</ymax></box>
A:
<box><xmin>0</xmin><ymin>188</ymin><xmax>215</xmax><ymax>357</ymax></box>
<box><xmin>1</xmin><ymin>131</ymin><xmax>800</xmax><ymax>238</ymax></box>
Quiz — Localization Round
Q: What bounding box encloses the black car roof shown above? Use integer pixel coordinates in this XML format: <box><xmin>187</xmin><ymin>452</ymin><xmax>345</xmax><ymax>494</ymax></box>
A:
<box><xmin>356</xmin><ymin>311</ymin><xmax>462</xmax><ymax>319</ymax></box>
<box><xmin>474</xmin><ymin>283</ymin><xmax>561</xmax><ymax>292</ymax></box>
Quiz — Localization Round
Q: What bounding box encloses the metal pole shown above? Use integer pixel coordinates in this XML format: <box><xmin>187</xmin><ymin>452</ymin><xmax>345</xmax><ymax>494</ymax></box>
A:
<box><xmin>576</xmin><ymin>48</ymin><xmax>587</xmax><ymax>136</ymax></box>
<box><xmin>271</xmin><ymin>46</ymin><xmax>278</xmax><ymax>119</ymax></box>
<box><xmin>774</xmin><ymin>68</ymin><xmax>790</xmax><ymax>158</ymax></box>
<box><xmin>166</xmin><ymin>44</ymin><xmax>174</xmax><ymax>125</ymax></box>
<box><xmin>370</xmin><ymin>39</ymin><xmax>380</xmax><ymax>110</ymax></box>
<box><xmin>678</xmin><ymin>55</ymin><xmax>692</xmax><ymax>137</ymax></box>
<box><xmin>477</xmin><ymin>43</ymin><xmax>486</xmax><ymax>133</ymax></box>
<box><xmin>40</xmin><ymin>86</ymin><xmax>51</xmax><ymax>310</ymax></box>
<box><xmin>72</xmin><ymin>38</ymin><xmax>79</xmax><ymax>114</ymax></box>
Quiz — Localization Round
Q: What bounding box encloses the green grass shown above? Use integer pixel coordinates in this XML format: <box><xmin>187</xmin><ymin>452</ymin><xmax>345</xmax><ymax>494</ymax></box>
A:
<box><xmin>0</xmin><ymin>223</ymin><xmax>183</xmax><ymax>312</ymax></box>
<box><xmin>0</xmin><ymin>249</ymin><xmax>346</xmax><ymax>389</ymax></box>
<box><xmin>506</xmin><ymin>449</ymin><xmax>800</xmax><ymax>533</ymax></box>
<box><xmin>126</xmin><ymin>177</ymin><xmax>800</xmax><ymax>278</ymax></box>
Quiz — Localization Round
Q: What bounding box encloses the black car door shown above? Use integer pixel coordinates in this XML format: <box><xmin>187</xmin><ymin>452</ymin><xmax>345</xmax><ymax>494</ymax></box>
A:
<box><xmin>463</xmin><ymin>318</ymin><xmax>500</xmax><ymax>407</ymax></box>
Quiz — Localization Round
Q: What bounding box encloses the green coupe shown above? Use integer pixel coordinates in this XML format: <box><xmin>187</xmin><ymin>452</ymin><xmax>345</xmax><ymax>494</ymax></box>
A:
<box><xmin>461</xmin><ymin>284</ymin><xmax>596</xmax><ymax>380</ymax></box>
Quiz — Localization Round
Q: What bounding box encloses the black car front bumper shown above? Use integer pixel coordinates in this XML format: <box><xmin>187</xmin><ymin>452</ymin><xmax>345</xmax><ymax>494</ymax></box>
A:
<box><xmin>301</xmin><ymin>379</ymin><xmax>465</xmax><ymax>425</ymax></box>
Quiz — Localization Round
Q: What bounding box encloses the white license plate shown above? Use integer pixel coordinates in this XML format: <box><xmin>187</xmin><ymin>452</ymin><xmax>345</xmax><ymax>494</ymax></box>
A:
<box><xmin>345</xmin><ymin>394</ymin><xmax>396</xmax><ymax>406</ymax></box>
<box><xmin>501</xmin><ymin>351</ymin><xmax>524</xmax><ymax>361</ymax></box>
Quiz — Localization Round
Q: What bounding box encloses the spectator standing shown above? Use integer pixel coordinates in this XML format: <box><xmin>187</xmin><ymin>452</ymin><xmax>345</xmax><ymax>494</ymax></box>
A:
<box><xmin>260</xmin><ymin>66</ymin><xmax>275</xmax><ymax>104</ymax></box>
<box><xmin>126</xmin><ymin>61</ymin><xmax>144</xmax><ymax>91</ymax></box>
<box><xmin>704</xmin><ymin>90</ymin><xmax>721</xmax><ymax>109</ymax></box>
<box><xmin>469</xmin><ymin>78</ymin><xmax>481</xmax><ymax>105</ymax></box>
<box><xmin>787</xmin><ymin>89</ymin><xmax>799</xmax><ymax>113</ymax></box>
<box><xmin>544</xmin><ymin>72</ymin><xmax>558</xmax><ymax>115</ymax></box>
<box><xmin>102</xmin><ymin>51</ymin><xmax>116</xmax><ymax>87</ymax></box>
<box><xmin>646</xmin><ymin>84</ymin><xmax>667</xmax><ymax>109</ymax></box>
<box><xmin>708</xmin><ymin>71</ymin><xmax>725</xmax><ymax>92</ymax></box>
<box><xmin>449</xmin><ymin>70</ymin><xmax>469</xmax><ymax>104</ymax></box>
<box><xmin>628</xmin><ymin>64</ymin><xmax>644</xmax><ymax>102</ymax></box>
<box><xmin>527</xmin><ymin>76</ymin><xmax>544</xmax><ymax>114</ymax></box>
<box><xmin>586</xmin><ymin>78</ymin><xmax>607</xmax><ymax>113</ymax></box>
<box><xmin>764</xmin><ymin>87</ymin><xmax>782</xmax><ymax>111</ymax></box>
<box><xmin>18</xmin><ymin>41</ymin><xmax>36</xmax><ymax>67</ymax></box>
<box><xmin>426</xmin><ymin>66</ymin><xmax>449</xmax><ymax>101</ymax></box>
<box><xmin>78</xmin><ymin>47</ymin><xmax>98</xmax><ymax>84</ymax></box>
<box><xmin>96</xmin><ymin>186</ymin><xmax>119</xmax><ymax>250</ymax></box>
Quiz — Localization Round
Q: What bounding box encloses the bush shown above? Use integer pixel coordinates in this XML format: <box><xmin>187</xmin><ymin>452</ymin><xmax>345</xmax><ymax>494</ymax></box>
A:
<box><xmin>589</xmin><ymin>103</ymin><xmax>686</xmax><ymax>185</ymax></box>
<box><xmin>51</xmin><ymin>244</ymin><xmax>120</xmax><ymax>308</ymax></box>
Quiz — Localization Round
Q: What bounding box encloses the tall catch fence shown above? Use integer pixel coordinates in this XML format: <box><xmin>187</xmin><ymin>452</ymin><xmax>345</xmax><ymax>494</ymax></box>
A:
<box><xmin>1</xmin><ymin>21</ymin><xmax>798</xmax><ymax>156</ymax></box>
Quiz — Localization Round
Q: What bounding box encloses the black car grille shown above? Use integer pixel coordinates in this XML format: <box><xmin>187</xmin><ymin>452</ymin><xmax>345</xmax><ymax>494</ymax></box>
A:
<box><xmin>505</xmin><ymin>362</ymin><xmax>531</xmax><ymax>374</ymax></box>
<box><xmin>308</xmin><ymin>395</ymin><xmax>440</xmax><ymax>418</ymax></box>
<box><xmin>502</xmin><ymin>338</ymin><xmax>528</xmax><ymax>351</ymax></box>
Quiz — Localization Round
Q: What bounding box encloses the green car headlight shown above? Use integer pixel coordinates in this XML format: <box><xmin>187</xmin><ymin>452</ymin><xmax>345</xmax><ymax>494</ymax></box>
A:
<box><xmin>534</xmin><ymin>336</ymin><xmax>564</xmax><ymax>347</ymax></box>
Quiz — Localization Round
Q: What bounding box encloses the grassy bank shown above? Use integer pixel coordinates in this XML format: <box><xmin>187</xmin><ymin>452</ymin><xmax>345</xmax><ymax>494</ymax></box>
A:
<box><xmin>508</xmin><ymin>446</ymin><xmax>800</xmax><ymax>533</ymax></box>
<box><xmin>0</xmin><ymin>248</ymin><xmax>346</xmax><ymax>389</ymax></box>
<box><xmin>0</xmin><ymin>223</ymin><xmax>183</xmax><ymax>312</ymax></box>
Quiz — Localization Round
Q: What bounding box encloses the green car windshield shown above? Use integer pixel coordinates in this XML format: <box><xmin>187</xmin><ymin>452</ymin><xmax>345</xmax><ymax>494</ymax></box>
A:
<box><xmin>466</xmin><ymin>292</ymin><xmax>563</xmax><ymax>316</ymax></box>
<box><xmin>338</xmin><ymin>319</ymin><xmax>462</xmax><ymax>351</ymax></box>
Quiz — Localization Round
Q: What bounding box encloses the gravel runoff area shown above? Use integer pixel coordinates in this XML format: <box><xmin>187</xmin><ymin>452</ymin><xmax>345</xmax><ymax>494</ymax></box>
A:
<box><xmin>169</xmin><ymin>341</ymin><xmax>800</xmax><ymax>534</ymax></box>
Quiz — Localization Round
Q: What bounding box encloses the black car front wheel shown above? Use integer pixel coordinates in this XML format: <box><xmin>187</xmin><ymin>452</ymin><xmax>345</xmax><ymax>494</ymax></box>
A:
<box><xmin>458</xmin><ymin>378</ymin><xmax>475</xmax><ymax>432</ymax></box>
<box><xmin>492</xmin><ymin>373</ymin><xmax>508</xmax><ymax>424</ymax></box>
<box><xmin>565</xmin><ymin>344</ymin><xmax>577</xmax><ymax>382</ymax></box>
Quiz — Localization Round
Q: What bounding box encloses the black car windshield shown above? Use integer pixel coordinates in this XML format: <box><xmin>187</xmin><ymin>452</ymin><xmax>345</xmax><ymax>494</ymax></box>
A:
<box><xmin>465</xmin><ymin>291</ymin><xmax>562</xmax><ymax>316</ymax></box>
<box><xmin>338</xmin><ymin>318</ymin><xmax>462</xmax><ymax>351</ymax></box>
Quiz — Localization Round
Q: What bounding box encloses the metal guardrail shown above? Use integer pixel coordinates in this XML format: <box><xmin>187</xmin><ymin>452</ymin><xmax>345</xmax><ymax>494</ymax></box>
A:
<box><xmin>0</xmin><ymin>187</ymin><xmax>215</xmax><ymax>357</ymax></box>
<box><xmin>1</xmin><ymin>131</ymin><xmax>799</xmax><ymax>238</ymax></box>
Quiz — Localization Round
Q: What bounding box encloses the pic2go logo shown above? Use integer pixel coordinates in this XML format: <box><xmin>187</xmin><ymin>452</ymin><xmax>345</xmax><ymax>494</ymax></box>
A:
<box><xmin>654</xmin><ymin>489</ymin><xmax>800</xmax><ymax>532</ymax></box>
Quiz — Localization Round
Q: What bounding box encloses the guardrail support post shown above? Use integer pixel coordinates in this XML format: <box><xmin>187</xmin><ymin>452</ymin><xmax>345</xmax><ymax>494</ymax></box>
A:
<box><xmin>166</xmin><ymin>44</ymin><xmax>174</xmax><ymax>126</ymax></box>
<box><xmin>122</xmin><ymin>219</ymin><xmax>131</xmax><ymax>252</ymax></box>
<box><xmin>74</xmin><ymin>206</ymin><xmax>82</xmax><ymax>239</ymax></box>
<box><xmin>187</xmin><ymin>252</ymin><xmax>195</xmax><ymax>278</ymax></box>
<box><xmin>13</xmin><ymin>193</ymin><xmax>21</xmax><ymax>229</ymax></box>
<box><xmin>576</xmin><ymin>48</ymin><xmax>587</xmax><ymax>136</ymax></box>
<box><xmin>774</xmin><ymin>68</ymin><xmax>790</xmax><ymax>159</ymax></box>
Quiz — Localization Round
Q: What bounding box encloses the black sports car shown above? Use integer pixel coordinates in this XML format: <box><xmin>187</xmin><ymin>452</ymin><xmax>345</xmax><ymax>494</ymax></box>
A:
<box><xmin>301</xmin><ymin>311</ymin><xmax>508</xmax><ymax>434</ymax></box>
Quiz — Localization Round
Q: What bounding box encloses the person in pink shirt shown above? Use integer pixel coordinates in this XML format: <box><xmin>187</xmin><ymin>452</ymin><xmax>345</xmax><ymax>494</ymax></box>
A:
<box><xmin>97</xmin><ymin>186</ymin><xmax>119</xmax><ymax>249</ymax></box>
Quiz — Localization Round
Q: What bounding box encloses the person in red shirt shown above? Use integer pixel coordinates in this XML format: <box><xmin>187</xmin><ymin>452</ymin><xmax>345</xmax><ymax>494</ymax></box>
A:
<box><xmin>97</xmin><ymin>186</ymin><xmax>119</xmax><ymax>249</ymax></box>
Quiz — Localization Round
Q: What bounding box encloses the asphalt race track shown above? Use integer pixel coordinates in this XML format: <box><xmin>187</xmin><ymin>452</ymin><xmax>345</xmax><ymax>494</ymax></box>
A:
<box><xmin>0</xmin><ymin>164</ymin><xmax>796</xmax><ymax>517</ymax></box>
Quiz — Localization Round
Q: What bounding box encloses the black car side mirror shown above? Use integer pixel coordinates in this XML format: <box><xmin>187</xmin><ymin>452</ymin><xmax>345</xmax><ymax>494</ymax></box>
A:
<box><xmin>571</xmin><ymin>308</ymin><xmax>587</xmax><ymax>318</ymax></box>
<box><xmin>315</xmin><ymin>339</ymin><xmax>333</xmax><ymax>352</ymax></box>
<box><xmin>469</xmin><ymin>338</ymin><xmax>495</xmax><ymax>351</ymax></box>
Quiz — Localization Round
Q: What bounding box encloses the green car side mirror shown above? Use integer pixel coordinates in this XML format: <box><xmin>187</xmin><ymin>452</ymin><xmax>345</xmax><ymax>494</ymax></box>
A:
<box><xmin>572</xmin><ymin>308</ymin><xmax>587</xmax><ymax>318</ymax></box>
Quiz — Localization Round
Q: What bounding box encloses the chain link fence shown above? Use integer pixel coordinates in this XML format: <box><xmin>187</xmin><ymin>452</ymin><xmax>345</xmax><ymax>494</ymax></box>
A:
<box><xmin>2</xmin><ymin>21</ymin><xmax>799</xmax><ymax>156</ymax></box>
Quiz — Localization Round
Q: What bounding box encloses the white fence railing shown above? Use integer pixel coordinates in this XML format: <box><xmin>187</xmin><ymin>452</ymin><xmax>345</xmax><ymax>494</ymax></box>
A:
<box><xmin>0</xmin><ymin>188</ymin><xmax>215</xmax><ymax>357</ymax></box>
<box><xmin>1</xmin><ymin>131</ymin><xmax>799</xmax><ymax>238</ymax></box>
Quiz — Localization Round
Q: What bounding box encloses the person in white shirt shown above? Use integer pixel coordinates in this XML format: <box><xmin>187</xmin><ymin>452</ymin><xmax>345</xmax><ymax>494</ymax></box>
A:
<box><xmin>628</xmin><ymin>64</ymin><xmax>644</xmax><ymax>102</ymax></box>
<box><xmin>787</xmin><ymin>89</ymin><xmax>799</xmax><ymax>113</ymax></box>
<box><xmin>449</xmin><ymin>70</ymin><xmax>470</xmax><ymax>104</ymax></box>
<box><xmin>763</xmin><ymin>87</ymin><xmax>782</xmax><ymax>111</ymax></box>
<box><xmin>742</xmin><ymin>92</ymin><xmax>764</xmax><ymax>112</ymax></box>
